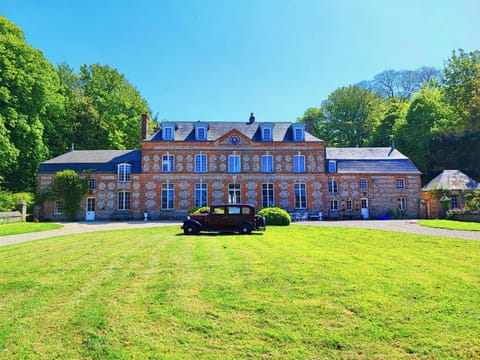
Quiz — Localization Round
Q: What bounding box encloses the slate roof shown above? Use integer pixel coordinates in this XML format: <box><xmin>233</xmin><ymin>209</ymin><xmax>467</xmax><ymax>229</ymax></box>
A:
<box><xmin>38</xmin><ymin>150</ymin><xmax>141</xmax><ymax>174</ymax></box>
<box><xmin>326</xmin><ymin>147</ymin><xmax>421</xmax><ymax>174</ymax></box>
<box><xmin>147</xmin><ymin>121</ymin><xmax>322</xmax><ymax>142</ymax></box>
<box><xmin>422</xmin><ymin>170</ymin><xmax>480</xmax><ymax>191</ymax></box>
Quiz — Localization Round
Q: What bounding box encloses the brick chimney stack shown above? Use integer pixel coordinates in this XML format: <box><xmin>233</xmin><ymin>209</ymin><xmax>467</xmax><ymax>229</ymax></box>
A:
<box><xmin>141</xmin><ymin>112</ymin><xmax>149</xmax><ymax>140</ymax></box>
<box><xmin>305</xmin><ymin>116</ymin><xmax>314</xmax><ymax>134</ymax></box>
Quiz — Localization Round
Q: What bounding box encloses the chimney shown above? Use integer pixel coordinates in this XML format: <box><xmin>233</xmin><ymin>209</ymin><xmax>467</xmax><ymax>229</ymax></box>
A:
<box><xmin>248</xmin><ymin>112</ymin><xmax>255</xmax><ymax>124</ymax></box>
<box><xmin>305</xmin><ymin>116</ymin><xmax>314</xmax><ymax>134</ymax></box>
<box><xmin>141</xmin><ymin>112</ymin><xmax>149</xmax><ymax>140</ymax></box>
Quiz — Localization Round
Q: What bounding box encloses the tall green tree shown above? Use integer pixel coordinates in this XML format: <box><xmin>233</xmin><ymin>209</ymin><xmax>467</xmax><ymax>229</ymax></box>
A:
<box><xmin>393</xmin><ymin>83</ymin><xmax>458</xmax><ymax>180</ymax></box>
<box><xmin>315</xmin><ymin>85</ymin><xmax>386</xmax><ymax>147</ymax></box>
<box><xmin>0</xmin><ymin>16</ymin><xmax>64</xmax><ymax>191</ymax></box>
<box><xmin>370</xmin><ymin>100</ymin><xmax>409</xmax><ymax>146</ymax></box>
<box><xmin>442</xmin><ymin>49</ymin><xmax>480</xmax><ymax>130</ymax></box>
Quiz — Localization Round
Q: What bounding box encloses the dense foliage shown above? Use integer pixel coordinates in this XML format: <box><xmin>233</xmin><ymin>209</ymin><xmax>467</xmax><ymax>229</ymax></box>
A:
<box><xmin>299</xmin><ymin>50</ymin><xmax>480</xmax><ymax>183</ymax></box>
<box><xmin>52</xmin><ymin>170</ymin><xmax>89</xmax><ymax>220</ymax></box>
<box><xmin>0</xmin><ymin>16</ymin><xmax>150</xmax><ymax>192</ymax></box>
<box><xmin>258</xmin><ymin>207</ymin><xmax>291</xmax><ymax>226</ymax></box>
<box><xmin>0</xmin><ymin>191</ymin><xmax>34</xmax><ymax>211</ymax></box>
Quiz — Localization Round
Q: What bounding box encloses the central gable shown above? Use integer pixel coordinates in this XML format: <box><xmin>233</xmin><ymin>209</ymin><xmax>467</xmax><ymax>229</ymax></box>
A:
<box><xmin>215</xmin><ymin>129</ymin><xmax>253</xmax><ymax>146</ymax></box>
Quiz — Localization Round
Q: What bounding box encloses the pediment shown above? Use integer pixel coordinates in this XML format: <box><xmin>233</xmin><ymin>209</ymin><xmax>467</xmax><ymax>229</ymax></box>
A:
<box><xmin>215</xmin><ymin>129</ymin><xmax>253</xmax><ymax>146</ymax></box>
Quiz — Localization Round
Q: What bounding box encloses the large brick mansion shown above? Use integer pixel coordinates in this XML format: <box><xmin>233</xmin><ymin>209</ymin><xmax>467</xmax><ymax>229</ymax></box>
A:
<box><xmin>38</xmin><ymin>114</ymin><xmax>422</xmax><ymax>220</ymax></box>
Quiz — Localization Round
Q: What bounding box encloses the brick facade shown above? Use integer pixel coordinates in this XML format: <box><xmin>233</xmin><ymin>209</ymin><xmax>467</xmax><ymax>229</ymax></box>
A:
<box><xmin>38</xmin><ymin>119</ymin><xmax>422</xmax><ymax>220</ymax></box>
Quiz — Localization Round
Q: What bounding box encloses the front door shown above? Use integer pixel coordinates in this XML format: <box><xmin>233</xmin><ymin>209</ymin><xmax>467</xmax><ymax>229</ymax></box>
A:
<box><xmin>86</xmin><ymin>197</ymin><xmax>96</xmax><ymax>221</ymax></box>
<box><xmin>360</xmin><ymin>198</ymin><xmax>369</xmax><ymax>219</ymax></box>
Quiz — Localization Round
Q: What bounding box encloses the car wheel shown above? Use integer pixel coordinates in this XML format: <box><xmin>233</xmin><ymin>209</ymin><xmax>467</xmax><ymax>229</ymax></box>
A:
<box><xmin>184</xmin><ymin>223</ymin><xmax>199</xmax><ymax>235</ymax></box>
<box><xmin>238</xmin><ymin>222</ymin><xmax>252</xmax><ymax>235</ymax></box>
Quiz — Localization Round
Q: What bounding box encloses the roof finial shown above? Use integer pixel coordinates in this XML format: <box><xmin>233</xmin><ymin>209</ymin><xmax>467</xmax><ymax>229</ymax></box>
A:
<box><xmin>248</xmin><ymin>112</ymin><xmax>255</xmax><ymax>124</ymax></box>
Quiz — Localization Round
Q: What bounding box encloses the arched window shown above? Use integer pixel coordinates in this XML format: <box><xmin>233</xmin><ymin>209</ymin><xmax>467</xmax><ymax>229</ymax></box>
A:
<box><xmin>118</xmin><ymin>163</ymin><xmax>131</xmax><ymax>182</ymax></box>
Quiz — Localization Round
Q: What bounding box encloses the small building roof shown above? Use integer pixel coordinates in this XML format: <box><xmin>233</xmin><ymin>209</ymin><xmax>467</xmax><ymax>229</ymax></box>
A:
<box><xmin>326</xmin><ymin>147</ymin><xmax>421</xmax><ymax>174</ymax></box>
<box><xmin>39</xmin><ymin>150</ymin><xmax>141</xmax><ymax>174</ymax></box>
<box><xmin>422</xmin><ymin>170</ymin><xmax>480</xmax><ymax>191</ymax></box>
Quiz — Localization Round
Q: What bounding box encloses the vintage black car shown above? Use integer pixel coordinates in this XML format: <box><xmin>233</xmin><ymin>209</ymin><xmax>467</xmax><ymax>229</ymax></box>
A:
<box><xmin>182</xmin><ymin>204</ymin><xmax>266</xmax><ymax>235</ymax></box>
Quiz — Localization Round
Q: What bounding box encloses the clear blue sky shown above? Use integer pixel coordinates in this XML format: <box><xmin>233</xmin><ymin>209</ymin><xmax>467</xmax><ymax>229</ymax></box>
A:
<box><xmin>2</xmin><ymin>0</ymin><xmax>479</xmax><ymax>122</ymax></box>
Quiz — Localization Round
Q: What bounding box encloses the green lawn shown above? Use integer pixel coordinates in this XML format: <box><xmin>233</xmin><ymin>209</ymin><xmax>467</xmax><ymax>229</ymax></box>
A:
<box><xmin>0</xmin><ymin>225</ymin><xmax>479</xmax><ymax>359</ymax></box>
<box><xmin>0</xmin><ymin>222</ymin><xmax>63</xmax><ymax>236</ymax></box>
<box><xmin>417</xmin><ymin>219</ymin><xmax>480</xmax><ymax>231</ymax></box>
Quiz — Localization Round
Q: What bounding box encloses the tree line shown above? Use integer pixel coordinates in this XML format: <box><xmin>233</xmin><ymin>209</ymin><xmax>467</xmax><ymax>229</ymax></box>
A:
<box><xmin>0</xmin><ymin>16</ymin><xmax>150</xmax><ymax>193</ymax></box>
<box><xmin>1</xmin><ymin>15</ymin><xmax>479</xmax><ymax>198</ymax></box>
<box><xmin>298</xmin><ymin>51</ymin><xmax>480</xmax><ymax>183</ymax></box>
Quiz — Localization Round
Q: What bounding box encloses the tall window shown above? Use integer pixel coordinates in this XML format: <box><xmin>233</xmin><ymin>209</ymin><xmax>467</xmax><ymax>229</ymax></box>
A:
<box><xmin>328</xmin><ymin>179</ymin><xmax>338</xmax><ymax>194</ymax></box>
<box><xmin>262</xmin><ymin>183</ymin><xmax>274</xmax><ymax>208</ymax></box>
<box><xmin>162</xmin><ymin>155</ymin><xmax>174</xmax><ymax>172</ymax></box>
<box><xmin>397</xmin><ymin>178</ymin><xmax>405</xmax><ymax>189</ymax></box>
<box><xmin>346</xmin><ymin>199</ymin><xmax>352</xmax><ymax>211</ymax></box>
<box><xmin>330</xmin><ymin>199</ymin><xmax>338</xmax><ymax>211</ymax></box>
<box><xmin>262</xmin><ymin>155</ymin><xmax>273</xmax><ymax>173</ymax></box>
<box><xmin>194</xmin><ymin>183</ymin><xmax>207</xmax><ymax>207</ymax></box>
<box><xmin>450</xmin><ymin>195</ymin><xmax>458</xmax><ymax>209</ymax></box>
<box><xmin>228</xmin><ymin>155</ymin><xmax>241</xmax><ymax>173</ymax></box>
<box><xmin>161</xmin><ymin>183</ymin><xmax>174</xmax><ymax>209</ymax></box>
<box><xmin>328</xmin><ymin>160</ymin><xmax>337</xmax><ymax>173</ymax></box>
<box><xmin>398</xmin><ymin>197</ymin><xmax>407</xmax><ymax>211</ymax></box>
<box><xmin>118</xmin><ymin>163</ymin><xmax>131</xmax><ymax>182</ymax></box>
<box><xmin>118</xmin><ymin>191</ymin><xmax>130</xmax><ymax>210</ymax></box>
<box><xmin>54</xmin><ymin>200</ymin><xmax>63</xmax><ymax>215</ymax></box>
<box><xmin>195</xmin><ymin>154</ymin><xmax>207</xmax><ymax>173</ymax></box>
<box><xmin>293</xmin><ymin>155</ymin><xmax>305</xmax><ymax>173</ymax></box>
<box><xmin>228</xmin><ymin>183</ymin><xmax>241</xmax><ymax>204</ymax></box>
<box><xmin>89</xmin><ymin>179</ymin><xmax>97</xmax><ymax>190</ymax></box>
<box><xmin>360</xmin><ymin>178</ymin><xmax>368</xmax><ymax>190</ymax></box>
<box><xmin>294</xmin><ymin>183</ymin><xmax>307</xmax><ymax>209</ymax></box>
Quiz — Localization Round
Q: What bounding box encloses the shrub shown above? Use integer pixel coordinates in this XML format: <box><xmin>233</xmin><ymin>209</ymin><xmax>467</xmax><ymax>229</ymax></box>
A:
<box><xmin>258</xmin><ymin>207</ymin><xmax>291</xmax><ymax>226</ymax></box>
<box><xmin>187</xmin><ymin>206</ymin><xmax>210</xmax><ymax>215</ymax></box>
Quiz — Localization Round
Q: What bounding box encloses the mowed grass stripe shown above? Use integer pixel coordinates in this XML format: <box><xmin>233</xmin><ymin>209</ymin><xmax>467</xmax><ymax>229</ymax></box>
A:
<box><xmin>0</xmin><ymin>225</ymin><xmax>479</xmax><ymax>359</ymax></box>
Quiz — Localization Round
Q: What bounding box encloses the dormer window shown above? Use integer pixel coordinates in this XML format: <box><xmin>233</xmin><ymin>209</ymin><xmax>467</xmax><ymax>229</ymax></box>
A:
<box><xmin>328</xmin><ymin>160</ymin><xmax>337</xmax><ymax>173</ymax></box>
<box><xmin>162</xmin><ymin>122</ymin><xmax>176</xmax><ymax>141</ymax></box>
<box><xmin>194</xmin><ymin>122</ymin><xmax>208</xmax><ymax>141</ymax></box>
<box><xmin>260</xmin><ymin>123</ymin><xmax>274</xmax><ymax>141</ymax></box>
<box><xmin>292</xmin><ymin>123</ymin><xmax>305</xmax><ymax>142</ymax></box>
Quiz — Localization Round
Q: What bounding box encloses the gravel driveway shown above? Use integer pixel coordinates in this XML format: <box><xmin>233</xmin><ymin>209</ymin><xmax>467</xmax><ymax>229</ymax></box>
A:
<box><xmin>1</xmin><ymin>219</ymin><xmax>479</xmax><ymax>247</ymax></box>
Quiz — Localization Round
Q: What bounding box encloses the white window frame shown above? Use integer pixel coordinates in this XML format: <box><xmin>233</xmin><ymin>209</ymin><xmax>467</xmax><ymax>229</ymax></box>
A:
<box><xmin>293</xmin><ymin>155</ymin><xmax>305</xmax><ymax>173</ymax></box>
<box><xmin>54</xmin><ymin>200</ymin><xmax>63</xmax><ymax>215</ymax></box>
<box><xmin>330</xmin><ymin>199</ymin><xmax>338</xmax><ymax>211</ymax></box>
<box><xmin>398</xmin><ymin>197</ymin><xmax>407</xmax><ymax>211</ymax></box>
<box><xmin>450</xmin><ymin>195</ymin><xmax>458</xmax><ymax>209</ymax></box>
<box><xmin>261</xmin><ymin>155</ymin><xmax>273</xmax><ymax>173</ymax></box>
<box><xmin>262</xmin><ymin>183</ymin><xmax>275</xmax><ymax>208</ymax></box>
<box><xmin>328</xmin><ymin>179</ymin><xmax>338</xmax><ymax>194</ymax></box>
<box><xmin>194</xmin><ymin>183</ymin><xmax>208</xmax><ymax>207</ymax></box>
<box><xmin>161</xmin><ymin>183</ymin><xmax>174</xmax><ymax>210</ymax></box>
<box><xmin>228</xmin><ymin>155</ymin><xmax>241</xmax><ymax>173</ymax></box>
<box><xmin>118</xmin><ymin>163</ymin><xmax>131</xmax><ymax>182</ymax></box>
<box><xmin>228</xmin><ymin>183</ymin><xmax>241</xmax><ymax>204</ymax></box>
<box><xmin>118</xmin><ymin>191</ymin><xmax>131</xmax><ymax>210</ymax></box>
<box><xmin>397</xmin><ymin>178</ymin><xmax>405</xmax><ymax>189</ymax></box>
<box><xmin>195</xmin><ymin>154</ymin><xmax>207</xmax><ymax>173</ymax></box>
<box><xmin>162</xmin><ymin>155</ymin><xmax>174</xmax><ymax>173</ymax></box>
<box><xmin>294</xmin><ymin>183</ymin><xmax>307</xmax><ymax>209</ymax></box>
